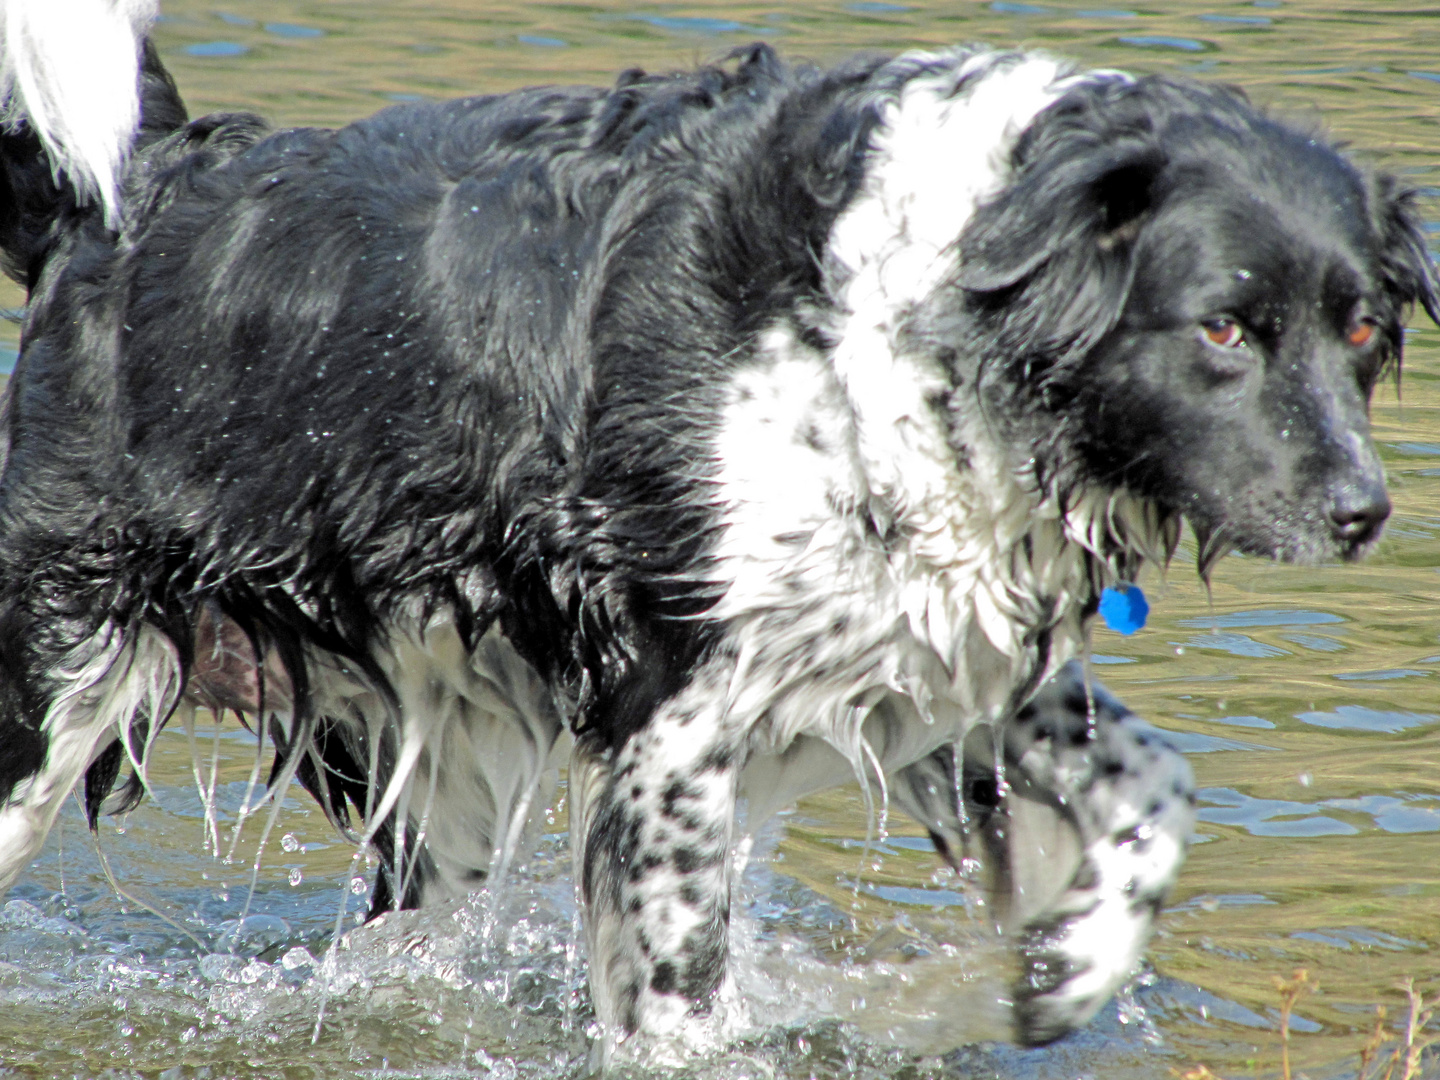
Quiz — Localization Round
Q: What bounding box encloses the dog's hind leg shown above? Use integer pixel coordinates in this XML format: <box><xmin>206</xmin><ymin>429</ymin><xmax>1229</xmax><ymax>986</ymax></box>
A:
<box><xmin>892</xmin><ymin>662</ymin><xmax>1195</xmax><ymax>1046</ymax></box>
<box><xmin>570</xmin><ymin>677</ymin><xmax>743</xmax><ymax>1041</ymax></box>
<box><xmin>0</xmin><ymin>621</ymin><xmax>183</xmax><ymax>891</ymax></box>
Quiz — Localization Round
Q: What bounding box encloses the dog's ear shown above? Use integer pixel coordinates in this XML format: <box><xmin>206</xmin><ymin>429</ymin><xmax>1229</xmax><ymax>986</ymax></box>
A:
<box><xmin>958</xmin><ymin>150</ymin><xmax>1160</xmax><ymax>289</ymax></box>
<box><xmin>955</xmin><ymin>144</ymin><xmax>1163</xmax><ymax>362</ymax></box>
<box><xmin>1374</xmin><ymin>175</ymin><xmax>1440</xmax><ymax>331</ymax></box>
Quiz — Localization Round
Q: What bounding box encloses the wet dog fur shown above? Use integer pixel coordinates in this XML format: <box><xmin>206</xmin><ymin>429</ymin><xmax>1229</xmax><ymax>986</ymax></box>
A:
<box><xmin>0</xmin><ymin>6</ymin><xmax>1436</xmax><ymax>1052</ymax></box>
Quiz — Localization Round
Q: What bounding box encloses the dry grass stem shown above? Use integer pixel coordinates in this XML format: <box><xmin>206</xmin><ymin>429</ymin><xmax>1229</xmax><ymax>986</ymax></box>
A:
<box><xmin>1180</xmin><ymin>972</ymin><xmax>1437</xmax><ymax>1080</ymax></box>
<box><xmin>1274</xmin><ymin>968</ymin><xmax>1319</xmax><ymax>1080</ymax></box>
<box><xmin>1396</xmin><ymin>979</ymin><xmax>1436</xmax><ymax>1080</ymax></box>
<box><xmin>1357</xmin><ymin>1006</ymin><xmax>1388</xmax><ymax>1080</ymax></box>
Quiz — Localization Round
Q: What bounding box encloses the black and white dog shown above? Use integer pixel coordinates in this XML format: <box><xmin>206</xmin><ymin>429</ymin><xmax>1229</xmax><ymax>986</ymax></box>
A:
<box><xmin>0</xmin><ymin>0</ymin><xmax>1434</xmax><ymax>1054</ymax></box>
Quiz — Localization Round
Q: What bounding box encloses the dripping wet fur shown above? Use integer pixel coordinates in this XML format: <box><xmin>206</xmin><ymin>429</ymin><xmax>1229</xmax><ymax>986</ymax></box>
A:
<box><xmin>0</xmin><ymin>0</ymin><xmax>1436</xmax><ymax>1055</ymax></box>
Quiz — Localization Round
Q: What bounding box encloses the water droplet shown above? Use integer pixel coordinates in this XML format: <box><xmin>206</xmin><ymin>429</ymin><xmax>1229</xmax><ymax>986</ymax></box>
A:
<box><xmin>281</xmin><ymin>833</ymin><xmax>300</xmax><ymax>852</ymax></box>
<box><xmin>288</xmin><ymin>868</ymin><xmax>303</xmax><ymax>886</ymax></box>
<box><xmin>280</xmin><ymin>946</ymin><xmax>315</xmax><ymax>971</ymax></box>
<box><xmin>239</xmin><ymin>959</ymin><xmax>267</xmax><ymax>984</ymax></box>
<box><xmin>350</xmin><ymin>876</ymin><xmax>368</xmax><ymax>895</ymax></box>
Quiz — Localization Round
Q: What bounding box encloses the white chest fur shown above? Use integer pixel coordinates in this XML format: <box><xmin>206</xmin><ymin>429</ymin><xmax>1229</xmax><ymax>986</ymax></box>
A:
<box><xmin>709</xmin><ymin>327</ymin><xmax>1163</xmax><ymax>791</ymax></box>
<box><xmin>707</xmin><ymin>50</ymin><xmax>1168</xmax><ymax>804</ymax></box>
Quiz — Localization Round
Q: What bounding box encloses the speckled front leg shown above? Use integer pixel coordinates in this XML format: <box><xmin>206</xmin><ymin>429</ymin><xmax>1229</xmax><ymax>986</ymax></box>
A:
<box><xmin>570</xmin><ymin>698</ymin><xmax>741</xmax><ymax>1039</ymax></box>
<box><xmin>1000</xmin><ymin>670</ymin><xmax>1195</xmax><ymax>1045</ymax></box>
<box><xmin>893</xmin><ymin>662</ymin><xmax>1195</xmax><ymax>1046</ymax></box>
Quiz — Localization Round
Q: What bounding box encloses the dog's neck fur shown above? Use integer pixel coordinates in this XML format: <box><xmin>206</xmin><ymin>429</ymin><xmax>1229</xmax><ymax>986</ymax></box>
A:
<box><xmin>709</xmin><ymin>50</ymin><xmax>1174</xmax><ymax>768</ymax></box>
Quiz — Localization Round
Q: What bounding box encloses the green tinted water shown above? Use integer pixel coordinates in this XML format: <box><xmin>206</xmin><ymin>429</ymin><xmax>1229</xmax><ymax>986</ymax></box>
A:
<box><xmin>3</xmin><ymin>2</ymin><xmax>1440</xmax><ymax>1077</ymax></box>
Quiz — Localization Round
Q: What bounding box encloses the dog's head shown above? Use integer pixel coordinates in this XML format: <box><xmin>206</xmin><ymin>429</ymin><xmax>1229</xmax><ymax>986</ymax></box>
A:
<box><xmin>949</xmin><ymin>75</ymin><xmax>1440</xmax><ymax>567</ymax></box>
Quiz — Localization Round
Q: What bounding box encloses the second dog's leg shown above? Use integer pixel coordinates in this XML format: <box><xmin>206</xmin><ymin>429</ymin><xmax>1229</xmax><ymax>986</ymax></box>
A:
<box><xmin>571</xmin><ymin>697</ymin><xmax>742</xmax><ymax>1039</ymax></box>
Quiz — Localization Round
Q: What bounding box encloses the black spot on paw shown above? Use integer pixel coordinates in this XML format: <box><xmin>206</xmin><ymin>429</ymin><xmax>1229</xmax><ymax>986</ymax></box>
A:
<box><xmin>673</xmin><ymin>845</ymin><xmax>721</xmax><ymax>874</ymax></box>
<box><xmin>661</xmin><ymin>777</ymin><xmax>701</xmax><ymax>818</ymax></box>
<box><xmin>628</xmin><ymin>852</ymin><xmax>665</xmax><ymax>882</ymax></box>
<box><xmin>698</xmin><ymin>744</ymin><xmax>735</xmax><ymax>772</ymax></box>
<box><xmin>650</xmin><ymin>961</ymin><xmax>678</xmax><ymax>995</ymax></box>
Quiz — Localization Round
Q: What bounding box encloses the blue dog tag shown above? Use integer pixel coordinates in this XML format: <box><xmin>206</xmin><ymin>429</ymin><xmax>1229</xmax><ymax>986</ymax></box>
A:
<box><xmin>1099</xmin><ymin>583</ymin><xmax>1148</xmax><ymax>635</ymax></box>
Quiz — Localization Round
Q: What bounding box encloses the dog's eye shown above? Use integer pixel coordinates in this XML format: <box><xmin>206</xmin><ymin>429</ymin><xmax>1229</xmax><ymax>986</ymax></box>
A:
<box><xmin>1201</xmin><ymin>318</ymin><xmax>1245</xmax><ymax>348</ymax></box>
<box><xmin>1347</xmin><ymin>318</ymin><xmax>1377</xmax><ymax>348</ymax></box>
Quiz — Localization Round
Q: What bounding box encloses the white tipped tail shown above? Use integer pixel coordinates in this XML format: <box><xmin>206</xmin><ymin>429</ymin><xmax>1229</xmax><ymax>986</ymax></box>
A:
<box><xmin>0</xmin><ymin>0</ymin><xmax>158</xmax><ymax>226</ymax></box>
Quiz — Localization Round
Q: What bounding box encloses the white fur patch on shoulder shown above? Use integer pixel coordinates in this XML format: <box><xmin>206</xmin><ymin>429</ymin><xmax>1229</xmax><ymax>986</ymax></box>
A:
<box><xmin>0</xmin><ymin>0</ymin><xmax>158</xmax><ymax>225</ymax></box>
<box><xmin>830</xmin><ymin>50</ymin><xmax>1077</xmax><ymax>310</ymax></box>
<box><xmin>822</xmin><ymin>50</ymin><xmax>1108</xmax><ymax>512</ymax></box>
<box><xmin>704</xmin><ymin>51</ymin><xmax>1170</xmax><ymax>834</ymax></box>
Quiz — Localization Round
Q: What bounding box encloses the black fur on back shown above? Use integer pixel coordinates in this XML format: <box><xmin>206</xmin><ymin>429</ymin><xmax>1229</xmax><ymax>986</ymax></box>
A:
<box><xmin>0</xmin><ymin>43</ymin><xmax>887</xmax><ymax>820</ymax></box>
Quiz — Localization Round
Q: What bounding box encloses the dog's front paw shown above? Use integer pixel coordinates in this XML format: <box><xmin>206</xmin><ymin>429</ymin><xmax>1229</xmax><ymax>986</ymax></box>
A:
<box><xmin>1003</xmin><ymin>669</ymin><xmax>1195</xmax><ymax>1044</ymax></box>
<box><xmin>893</xmin><ymin>662</ymin><xmax>1195</xmax><ymax>1046</ymax></box>
<box><xmin>1009</xmin><ymin>824</ymin><xmax>1179</xmax><ymax>1044</ymax></box>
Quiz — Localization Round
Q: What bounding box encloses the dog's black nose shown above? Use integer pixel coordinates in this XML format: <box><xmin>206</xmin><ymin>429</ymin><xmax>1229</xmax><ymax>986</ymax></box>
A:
<box><xmin>1328</xmin><ymin>483</ymin><xmax>1390</xmax><ymax>545</ymax></box>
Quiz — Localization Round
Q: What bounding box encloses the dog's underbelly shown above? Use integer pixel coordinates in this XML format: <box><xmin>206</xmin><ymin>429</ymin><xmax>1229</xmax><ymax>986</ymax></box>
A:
<box><xmin>328</xmin><ymin>619</ymin><xmax>568</xmax><ymax>904</ymax></box>
<box><xmin>738</xmin><ymin>693</ymin><xmax>979</xmax><ymax>835</ymax></box>
<box><xmin>176</xmin><ymin>603</ymin><xmax>1013</xmax><ymax>908</ymax></box>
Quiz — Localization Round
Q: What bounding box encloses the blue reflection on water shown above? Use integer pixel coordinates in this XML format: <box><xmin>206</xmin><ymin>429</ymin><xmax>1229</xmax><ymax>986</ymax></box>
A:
<box><xmin>1209</xmin><ymin>714</ymin><xmax>1276</xmax><ymax>729</ymax></box>
<box><xmin>1296</xmin><ymin>705</ymin><xmax>1439</xmax><ymax>732</ymax></box>
<box><xmin>184</xmin><ymin>41</ymin><xmax>249</xmax><ymax>57</ymax></box>
<box><xmin>1118</xmin><ymin>34</ymin><xmax>1208</xmax><ymax>51</ymax></box>
<box><xmin>622</xmin><ymin>14</ymin><xmax>760</xmax><ymax>34</ymax></box>
<box><xmin>1183</xmin><ymin>632</ymin><xmax>1290</xmax><ymax>659</ymax></box>
<box><xmin>265</xmin><ymin>22</ymin><xmax>324</xmax><ymax>39</ymax></box>
<box><xmin>1280</xmin><ymin>632</ymin><xmax>1347</xmax><ymax>653</ymax></box>
<box><xmin>1197</xmin><ymin>787</ymin><xmax>1440</xmax><ymax>836</ymax></box>
<box><xmin>1198</xmin><ymin>13</ymin><xmax>1272</xmax><ymax>24</ymax></box>
<box><xmin>1154</xmin><ymin>728</ymin><xmax>1273</xmax><ymax>754</ymax></box>
<box><xmin>1178</xmin><ymin>608</ymin><xmax>1342</xmax><ymax>629</ymax></box>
